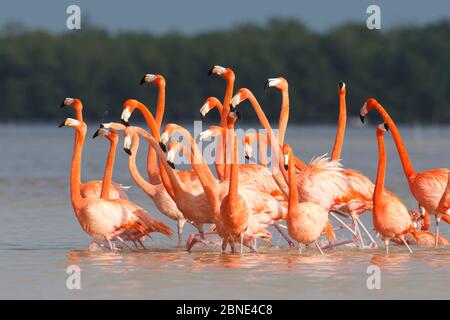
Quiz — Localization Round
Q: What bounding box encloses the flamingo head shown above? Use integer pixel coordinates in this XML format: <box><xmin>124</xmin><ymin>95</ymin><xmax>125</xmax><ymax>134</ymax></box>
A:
<box><xmin>338</xmin><ymin>81</ymin><xmax>346</xmax><ymax>96</ymax></box>
<box><xmin>359</xmin><ymin>98</ymin><xmax>378</xmax><ymax>123</ymax></box>
<box><xmin>58</xmin><ymin>118</ymin><xmax>86</xmax><ymax>133</ymax></box>
<box><xmin>139</xmin><ymin>73</ymin><xmax>165</xmax><ymax>86</ymax></box>
<box><xmin>208</xmin><ymin>65</ymin><xmax>235</xmax><ymax>81</ymax></box>
<box><xmin>166</xmin><ymin>141</ymin><xmax>182</xmax><ymax>169</ymax></box>
<box><xmin>92</xmin><ymin>124</ymin><xmax>119</xmax><ymax>142</ymax></box>
<box><xmin>199</xmin><ymin>126</ymin><xmax>223</xmax><ymax>141</ymax></box>
<box><xmin>199</xmin><ymin>97</ymin><xmax>221</xmax><ymax>121</ymax></box>
<box><xmin>376</xmin><ymin>122</ymin><xmax>389</xmax><ymax>136</ymax></box>
<box><xmin>264</xmin><ymin>77</ymin><xmax>288</xmax><ymax>91</ymax></box>
<box><xmin>230</xmin><ymin>88</ymin><xmax>251</xmax><ymax>109</ymax></box>
<box><xmin>123</xmin><ymin>126</ymin><xmax>137</xmax><ymax>156</ymax></box>
<box><xmin>243</xmin><ymin>135</ymin><xmax>253</xmax><ymax>160</ymax></box>
<box><xmin>160</xmin><ymin>124</ymin><xmax>178</xmax><ymax>152</ymax></box>
<box><xmin>282</xmin><ymin>144</ymin><xmax>293</xmax><ymax>171</ymax></box>
<box><xmin>121</xmin><ymin>99</ymin><xmax>141</xmax><ymax>126</ymax></box>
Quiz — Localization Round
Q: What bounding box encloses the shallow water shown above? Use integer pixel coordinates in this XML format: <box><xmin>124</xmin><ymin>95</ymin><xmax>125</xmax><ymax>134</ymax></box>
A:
<box><xmin>0</xmin><ymin>123</ymin><xmax>449</xmax><ymax>299</ymax></box>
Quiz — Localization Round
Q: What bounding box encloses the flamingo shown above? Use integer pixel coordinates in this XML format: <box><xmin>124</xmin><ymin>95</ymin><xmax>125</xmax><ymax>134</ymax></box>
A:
<box><xmin>139</xmin><ymin>73</ymin><xmax>166</xmax><ymax>184</ymax></box>
<box><xmin>283</xmin><ymin>144</ymin><xmax>329</xmax><ymax>255</ymax></box>
<box><xmin>208</xmin><ymin>65</ymin><xmax>236</xmax><ymax>180</ymax></box>
<box><xmin>372</xmin><ymin>123</ymin><xmax>417</xmax><ymax>254</ymax></box>
<box><xmin>360</xmin><ymin>98</ymin><xmax>449</xmax><ymax>247</ymax></box>
<box><xmin>60</xmin><ymin>97</ymin><xmax>128</xmax><ymax>199</ymax></box>
<box><xmin>167</xmin><ymin>124</ymin><xmax>287</xmax><ymax>253</ymax></box>
<box><xmin>59</xmin><ymin>118</ymin><xmax>172</xmax><ymax>251</ymax></box>
<box><xmin>99</xmin><ymin>122</ymin><xmax>188</xmax><ymax>247</ymax></box>
<box><xmin>123</xmin><ymin>124</ymin><xmax>216</xmax><ymax>245</ymax></box>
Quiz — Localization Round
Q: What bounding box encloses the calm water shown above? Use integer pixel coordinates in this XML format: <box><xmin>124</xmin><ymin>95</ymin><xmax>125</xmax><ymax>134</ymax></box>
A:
<box><xmin>1</xmin><ymin>123</ymin><xmax>449</xmax><ymax>299</ymax></box>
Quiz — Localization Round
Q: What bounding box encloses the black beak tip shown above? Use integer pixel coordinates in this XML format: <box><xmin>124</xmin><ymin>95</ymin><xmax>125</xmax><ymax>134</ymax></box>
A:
<box><xmin>199</xmin><ymin>112</ymin><xmax>205</xmax><ymax>121</ymax></box>
<box><xmin>100</xmin><ymin>124</ymin><xmax>105</xmax><ymax>128</ymax></box>
<box><xmin>338</xmin><ymin>81</ymin><xmax>344</xmax><ymax>89</ymax></box>
<box><xmin>60</xmin><ymin>100</ymin><xmax>66</xmax><ymax>109</ymax></box>
<box><xmin>284</xmin><ymin>164</ymin><xmax>289</xmax><ymax>171</ymax></box>
<box><xmin>207</xmin><ymin>67</ymin><xmax>214</xmax><ymax>76</ymax></box>
<box><xmin>264</xmin><ymin>80</ymin><xmax>270</xmax><ymax>92</ymax></box>
<box><xmin>92</xmin><ymin>130</ymin><xmax>100</xmax><ymax>139</ymax></box>
<box><xmin>124</xmin><ymin>148</ymin><xmax>132</xmax><ymax>156</ymax></box>
<box><xmin>384</xmin><ymin>123</ymin><xmax>389</xmax><ymax>131</ymax></box>
<box><xmin>236</xmin><ymin>111</ymin><xmax>241</xmax><ymax>120</ymax></box>
<box><xmin>245</xmin><ymin>155</ymin><xmax>250</xmax><ymax>160</ymax></box>
<box><xmin>121</xmin><ymin>119</ymin><xmax>130</xmax><ymax>127</ymax></box>
<box><xmin>167</xmin><ymin>161</ymin><xmax>175</xmax><ymax>169</ymax></box>
<box><xmin>159</xmin><ymin>141</ymin><xmax>167</xmax><ymax>153</ymax></box>
<box><xmin>139</xmin><ymin>76</ymin><xmax>146</xmax><ymax>86</ymax></box>
<box><xmin>58</xmin><ymin>120</ymin><xmax>66</xmax><ymax>128</ymax></box>
<box><xmin>359</xmin><ymin>114</ymin><xmax>365</xmax><ymax>124</ymax></box>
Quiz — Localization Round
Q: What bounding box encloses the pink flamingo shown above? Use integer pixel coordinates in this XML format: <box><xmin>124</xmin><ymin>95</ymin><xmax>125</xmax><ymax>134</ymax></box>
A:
<box><xmin>59</xmin><ymin>118</ymin><xmax>172</xmax><ymax>251</ymax></box>
<box><xmin>60</xmin><ymin>97</ymin><xmax>128</xmax><ymax>199</ymax></box>
<box><xmin>360</xmin><ymin>98</ymin><xmax>449</xmax><ymax>247</ymax></box>
<box><xmin>372</xmin><ymin>123</ymin><xmax>417</xmax><ymax>254</ymax></box>
<box><xmin>99</xmin><ymin>122</ymin><xmax>188</xmax><ymax>247</ymax></box>
<box><xmin>283</xmin><ymin>144</ymin><xmax>329</xmax><ymax>254</ymax></box>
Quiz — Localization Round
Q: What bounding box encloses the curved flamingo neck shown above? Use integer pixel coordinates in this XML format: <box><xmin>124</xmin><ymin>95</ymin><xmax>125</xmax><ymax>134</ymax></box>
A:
<box><xmin>70</xmin><ymin>128</ymin><xmax>84</xmax><ymax>209</ymax></box>
<box><xmin>373</xmin><ymin>102</ymin><xmax>416</xmax><ymax>183</ymax></box>
<box><xmin>135</xmin><ymin>127</ymin><xmax>178</xmax><ymax>198</ymax></box>
<box><xmin>217</xmin><ymin>77</ymin><xmax>235</xmax><ymax>180</ymax></box>
<box><xmin>374</xmin><ymin>133</ymin><xmax>386</xmax><ymax>205</ymax></box>
<box><xmin>135</xmin><ymin>101</ymin><xmax>161</xmax><ymax>184</ymax></box>
<box><xmin>73</xmin><ymin>101</ymin><xmax>83</xmax><ymax>122</ymax></box>
<box><xmin>100</xmin><ymin>135</ymin><xmax>118</xmax><ymax>199</ymax></box>
<box><xmin>278</xmin><ymin>87</ymin><xmax>289</xmax><ymax>146</ymax></box>
<box><xmin>243</xmin><ymin>91</ymin><xmax>306</xmax><ymax>171</ymax></box>
<box><xmin>331</xmin><ymin>93</ymin><xmax>347</xmax><ymax>160</ymax></box>
<box><xmin>128</xmin><ymin>133</ymin><xmax>157</xmax><ymax>198</ymax></box>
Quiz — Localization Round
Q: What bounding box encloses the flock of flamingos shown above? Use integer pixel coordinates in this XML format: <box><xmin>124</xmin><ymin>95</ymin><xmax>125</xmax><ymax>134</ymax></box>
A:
<box><xmin>59</xmin><ymin>65</ymin><xmax>450</xmax><ymax>255</ymax></box>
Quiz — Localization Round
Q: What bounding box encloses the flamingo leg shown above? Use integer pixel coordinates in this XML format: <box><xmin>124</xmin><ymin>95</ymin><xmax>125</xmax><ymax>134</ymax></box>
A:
<box><xmin>330</xmin><ymin>212</ymin><xmax>358</xmax><ymax>237</ymax></box>
<box><xmin>315</xmin><ymin>241</ymin><xmax>324</xmax><ymax>255</ymax></box>
<box><xmin>240</xmin><ymin>233</ymin><xmax>244</xmax><ymax>254</ymax></box>
<box><xmin>273</xmin><ymin>223</ymin><xmax>295</xmax><ymax>248</ymax></box>
<box><xmin>221</xmin><ymin>239</ymin><xmax>228</xmax><ymax>253</ymax></box>
<box><xmin>320</xmin><ymin>238</ymin><xmax>354</xmax><ymax>250</ymax></box>
<box><xmin>137</xmin><ymin>239</ymin><xmax>146</xmax><ymax>249</ymax></box>
<box><xmin>400</xmin><ymin>236</ymin><xmax>413</xmax><ymax>254</ymax></box>
<box><xmin>384</xmin><ymin>239</ymin><xmax>389</xmax><ymax>255</ymax></box>
<box><xmin>176</xmin><ymin>219</ymin><xmax>186</xmax><ymax>248</ymax></box>
<box><xmin>107</xmin><ymin>239</ymin><xmax>115</xmax><ymax>252</ymax></box>
<box><xmin>116</xmin><ymin>236</ymin><xmax>134</xmax><ymax>251</ymax></box>
<box><xmin>355</xmin><ymin>216</ymin><xmax>378</xmax><ymax>248</ymax></box>
<box><xmin>435</xmin><ymin>215</ymin><xmax>441</xmax><ymax>248</ymax></box>
<box><xmin>297</xmin><ymin>242</ymin><xmax>302</xmax><ymax>255</ymax></box>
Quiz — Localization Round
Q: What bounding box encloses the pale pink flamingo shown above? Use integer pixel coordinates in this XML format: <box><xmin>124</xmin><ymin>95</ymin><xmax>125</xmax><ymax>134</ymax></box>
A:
<box><xmin>99</xmin><ymin>122</ymin><xmax>188</xmax><ymax>247</ymax></box>
<box><xmin>372</xmin><ymin>123</ymin><xmax>417</xmax><ymax>254</ymax></box>
<box><xmin>60</xmin><ymin>97</ymin><xmax>128</xmax><ymax>199</ymax></box>
<box><xmin>283</xmin><ymin>144</ymin><xmax>329</xmax><ymax>254</ymax></box>
<box><xmin>123</xmin><ymin>124</ymin><xmax>216</xmax><ymax>245</ymax></box>
<box><xmin>59</xmin><ymin>118</ymin><xmax>172</xmax><ymax>251</ymax></box>
<box><xmin>360</xmin><ymin>98</ymin><xmax>449</xmax><ymax>247</ymax></box>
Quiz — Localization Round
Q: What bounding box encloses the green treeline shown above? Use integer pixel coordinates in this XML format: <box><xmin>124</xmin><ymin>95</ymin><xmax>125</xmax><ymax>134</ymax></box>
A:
<box><xmin>1</xmin><ymin>19</ymin><xmax>450</xmax><ymax>123</ymax></box>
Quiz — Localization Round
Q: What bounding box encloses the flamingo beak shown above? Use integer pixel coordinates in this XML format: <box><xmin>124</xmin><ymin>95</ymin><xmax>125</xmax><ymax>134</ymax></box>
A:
<box><xmin>159</xmin><ymin>141</ymin><xmax>167</xmax><ymax>153</ymax></box>
<box><xmin>384</xmin><ymin>123</ymin><xmax>389</xmax><ymax>131</ymax></box>
<box><xmin>338</xmin><ymin>82</ymin><xmax>345</xmax><ymax>90</ymax></box>
<box><xmin>92</xmin><ymin>129</ymin><xmax>100</xmax><ymax>139</ymax></box>
<box><xmin>264</xmin><ymin>80</ymin><xmax>270</xmax><ymax>92</ymax></box>
<box><xmin>199</xmin><ymin>112</ymin><xmax>205</xmax><ymax>121</ymax></box>
<box><xmin>359</xmin><ymin>114</ymin><xmax>365</xmax><ymax>124</ymax></box>
<box><xmin>124</xmin><ymin>147</ymin><xmax>132</xmax><ymax>156</ymax></box>
<box><xmin>283</xmin><ymin>154</ymin><xmax>289</xmax><ymax>171</ymax></box>
<box><xmin>60</xmin><ymin>100</ymin><xmax>66</xmax><ymax>108</ymax></box>
<box><xmin>167</xmin><ymin>160</ymin><xmax>176</xmax><ymax>169</ymax></box>
<box><xmin>139</xmin><ymin>76</ymin><xmax>146</xmax><ymax>85</ymax></box>
<box><xmin>58</xmin><ymin>120</ymin><xmax>66</xmax><ymax>128</ymax></box>
<box><xmin>121</xmin><ymin>119</ymin><xmax>130</xmax><ymax>126</ymax></box>
<box><xmin>208</xmin><ymin>67</ymin><xmax>214</xmax><ymax>76</ymax></box>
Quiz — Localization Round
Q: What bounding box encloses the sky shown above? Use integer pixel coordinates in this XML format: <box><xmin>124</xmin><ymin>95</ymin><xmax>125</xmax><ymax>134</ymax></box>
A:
<box><xmin>0</xmin><ymin>0</ymin><xmax>449</xmax><ymax>34</ymax></box>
